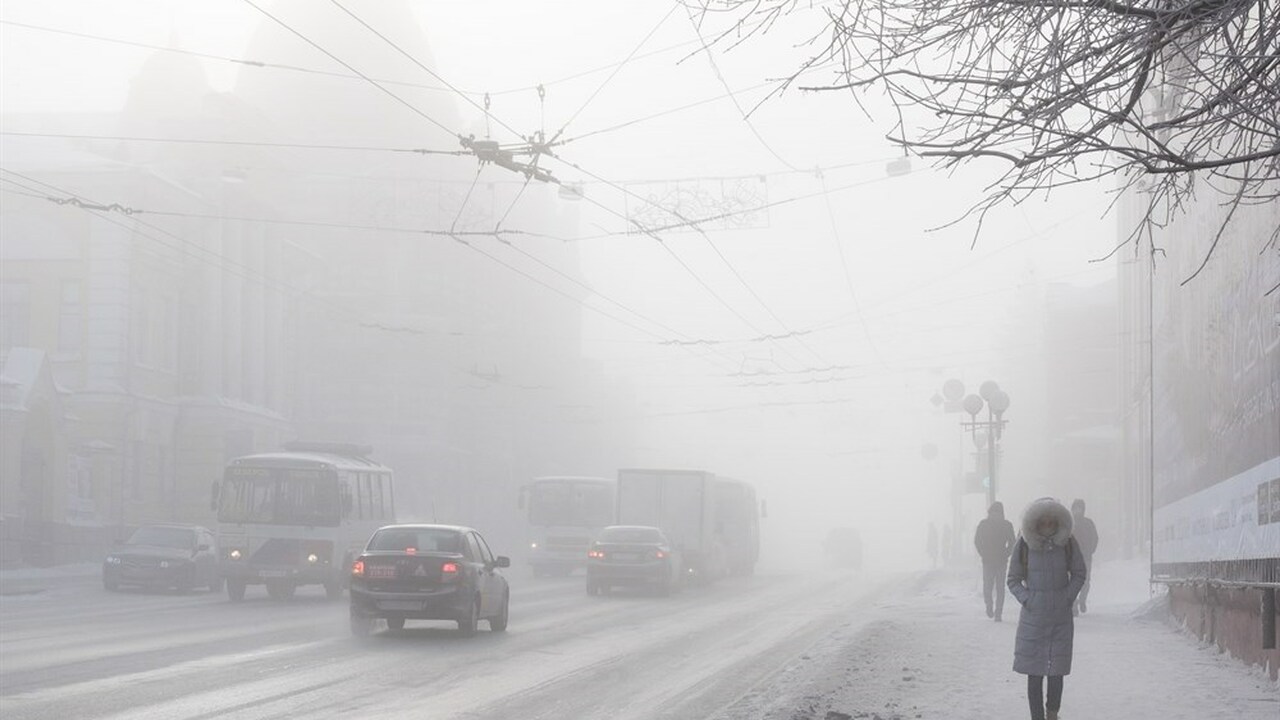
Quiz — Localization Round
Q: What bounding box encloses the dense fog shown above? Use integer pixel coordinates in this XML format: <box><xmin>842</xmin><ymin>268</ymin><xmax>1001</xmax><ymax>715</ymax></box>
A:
<box><xmin>3</xmin><ymin>2</ymin><xmax>1275</xmax><ymax>719</ymax></box>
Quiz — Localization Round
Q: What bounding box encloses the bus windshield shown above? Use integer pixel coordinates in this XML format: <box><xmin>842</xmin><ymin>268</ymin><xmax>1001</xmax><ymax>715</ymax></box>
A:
<box><xmin>219</xmin><ymin>467</ymin><xmax>340</xmax><ymax>527</ymax></box>
<box><xmin>528</xmin><ymin>482</ymin><xmax>613</xmax><ymax>528</ymax></box>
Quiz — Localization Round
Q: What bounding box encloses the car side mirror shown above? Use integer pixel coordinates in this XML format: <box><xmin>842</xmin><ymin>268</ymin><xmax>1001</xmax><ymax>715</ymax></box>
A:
<box><xmin>760</xmin><ymin>499</ymin><xmax>768</xmax><ymax>519</ymax></box>
<box><xmin>197</xmin><ymin>543</ymin><xmax>210</xmax><ymax>552</ymax></box>
<box><xmin>494</xmin><ymin>556</ymin><xmax>511</xmax><ymax>568</ymax></box>
<box><xmin>210</xmin><ymin>481</ymin><xmax>220</xmax><ymax>511</ymax></box>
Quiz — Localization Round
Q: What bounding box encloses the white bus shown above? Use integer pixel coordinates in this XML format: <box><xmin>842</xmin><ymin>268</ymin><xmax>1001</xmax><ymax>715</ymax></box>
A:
<box><xmin>518</xmin><ymin>476</ymin><xmax>614</xmax><ymax>576</ymax></box>
<box><xmin>214</xmin><ymin>442</ymin><xmax>394</xmax><ymax>601</ymax></box>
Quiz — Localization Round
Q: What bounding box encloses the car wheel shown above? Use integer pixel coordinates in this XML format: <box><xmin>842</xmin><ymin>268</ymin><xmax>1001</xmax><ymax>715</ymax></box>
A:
<box><xmin>350</xmin><ymin>614</ymin><xmax>375</xmax><ymax>638</ymax></box>
<box><xmin>586</xmin><ymin>581</ymin><xmax>598</xmax><ymax>596</ymax></box>
<box><xmin>323</xmin><ymin>581</ymin><xmax>344</xmax><ymax>601</ymax></box>
<box><xmin>489</xmin><ymin>593</ymin><xmax>509</xmax><ymax>632</ymax></box>
<box><xmin>386</xmin><ymin>617</ymin><xmax>405</xmax><ymax>632</ymax></box>
<box><xmin>657</xmin><ymin>578</ymin><xmax>672</xmax><ymax>597</ymax></box>
<box><xmin>175</xmin><ymin>569</ymin><xmax>195</xmax><ymax>594</ymax></box>
<box><xmin>266</xmin><ymin>580</ymin><xmax>296</xmax><ymax>601</ymax></box>
<box><xmin>103</xmin><ymin>576</ymin><xmax>119</xmax><ymax>592</ymax></box>
<box><xmin>227</xmin><ymin>579</ymin><xmax>247</xmax><ymax>602</ymax></box>
<box><xmin>457</xmin><ymin>598</ymin><xmax>479</xmax><ymax>637</ymax></box>
<box><xmin>208</xmin><ymin>576</ymin><xmax>225</xmax><ymax>593</ymax></box>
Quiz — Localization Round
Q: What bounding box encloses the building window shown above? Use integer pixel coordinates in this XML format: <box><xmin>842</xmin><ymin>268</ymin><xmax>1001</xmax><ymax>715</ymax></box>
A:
<box><xmin>0</xmin><ymin>281</ymin><xmax>31</xmax><ymax>350</ymax></box>
<box><xmin>58</xmin><ymin>281</ymin><xmax>83</xmax><ymax>354</ymax></box>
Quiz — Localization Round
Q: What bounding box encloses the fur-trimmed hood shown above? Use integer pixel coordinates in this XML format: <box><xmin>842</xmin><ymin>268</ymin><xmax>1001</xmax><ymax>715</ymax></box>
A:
<box><xmin>1020</xmin><ymin>497</ymin><xmax>1073</xmax><ymax>550</ymax></box>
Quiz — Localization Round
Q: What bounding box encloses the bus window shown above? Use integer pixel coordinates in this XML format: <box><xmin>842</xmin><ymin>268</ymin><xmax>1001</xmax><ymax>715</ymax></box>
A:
<box><xmin>386</xmin><ymin>475</ymin><xmax>396</xmax><ymax>520</ymax></box>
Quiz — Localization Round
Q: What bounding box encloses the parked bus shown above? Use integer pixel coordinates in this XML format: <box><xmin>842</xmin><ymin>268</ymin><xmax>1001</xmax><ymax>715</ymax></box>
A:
<box><xmin>518</xmin><ymin>476</ymin><xmax>614</xmax><ymax>576</ymax></box>
<box><xmin>213</xmin><ymin>442</ymin><xmax>394</xmax><ymax>601</ymax></box>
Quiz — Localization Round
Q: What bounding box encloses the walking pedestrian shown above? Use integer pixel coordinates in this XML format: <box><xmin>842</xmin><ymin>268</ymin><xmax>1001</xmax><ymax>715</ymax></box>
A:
<box><xmin>1007</xmin><ymin>497</ymin><xmax>1087</xmax><ymax>720</ymax></box>
<box><xmin>973</xmin><ymin>501</ymin><xmax>1016</xmax><ymax>621</ymax></box>
<box><xmin>1070</xmin><ymin>499</ymin><xmax>1099</xmax><ymax>615</ymax></box>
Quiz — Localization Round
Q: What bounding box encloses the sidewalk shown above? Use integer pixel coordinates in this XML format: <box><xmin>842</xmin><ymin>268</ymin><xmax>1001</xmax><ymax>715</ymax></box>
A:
<box><xmin>716</xmin><ymin>560</ymin><xmax>1279</xmax><ymax>719</ymax></box>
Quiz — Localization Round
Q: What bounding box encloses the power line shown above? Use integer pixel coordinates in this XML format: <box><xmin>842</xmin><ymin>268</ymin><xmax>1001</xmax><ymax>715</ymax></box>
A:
<box><xmin>681</xmin><ymin>4</ymin><xmax>800</xmax><ymax>172</ymax></box>
<box><xmin>548</xmin><ymin>4</ymin><xmax>679</xmax><ymax>144</ymax></box>
<box><xmin>547</xmin><ymin>154</ymin><xmax>829</xmax><ymax>367</ymax></box>
<box><xmin>818</xmin><ymin>170</ymin><xmax>884</xmax><ymax>366</ymax></box>
<box><xmin>326</xmin><ymin>0</ymin><xmax>527</xmax><ymax>143</ymax></box>
<box><xmin>0</xmin><ymin>18</ymin><xmax>704</xmax><ymax>99</ymax></box>
<box><xmin>239</xmin><ymin>0</ymin><xmax>459</xmax><ymax>141</ymax></box>
<box><xmin>0</xmin><ymin>130</ymin><xmax>467</xmax><ymax>155</ymax></box>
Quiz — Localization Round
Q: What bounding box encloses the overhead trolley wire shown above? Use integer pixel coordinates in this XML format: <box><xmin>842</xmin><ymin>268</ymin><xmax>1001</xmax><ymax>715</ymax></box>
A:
<box><xmin>0</xmin><ymin>19</ymin><xmax>705</xmax><ymax>99</ymax></box>
<box><xmin>547</xmin><ymin>4</ymin><xmax>680</xmax><ymax>145</ymax></box>
<box><xmin>0</xmin><ymin>130</ymin><xmax>467</xmax><ymax>155</ymax></box>
<box><xmin>239</xmin><ymin>0</ymin><xmax>459</xmax><ymax>140</ymax></box>
<box><xmin>326</xmin><ymin>0</ymin><xmax>526</xmax><ymax>143</ymax></box>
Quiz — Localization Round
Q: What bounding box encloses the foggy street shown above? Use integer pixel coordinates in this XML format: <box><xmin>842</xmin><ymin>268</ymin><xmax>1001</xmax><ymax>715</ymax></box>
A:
<box><xmin>1</xmin><ymin>1</ymin><xmax>1276</xmax><ymax>719</ymax></box>
<box><xmin>1</xmin><ymin>569</ymin><xmax>887</xmax><ymax>720</ymax></box>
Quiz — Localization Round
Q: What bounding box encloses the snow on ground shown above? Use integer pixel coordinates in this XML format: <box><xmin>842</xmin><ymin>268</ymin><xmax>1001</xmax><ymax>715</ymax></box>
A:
<box><xmin>714</xmin><ymin>560</ymin><xmax>1279</xmax><ymax>720</ymax></box>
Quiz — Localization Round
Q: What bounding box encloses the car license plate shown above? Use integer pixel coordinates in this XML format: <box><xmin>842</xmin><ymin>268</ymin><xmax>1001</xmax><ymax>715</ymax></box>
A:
<box><xmin>259</xmin><ymin>570</ymin><xmax>290</xmax><ymax>578</ymax></box>
<box><xmin>369</xmin><ymin>565</ymin><xmax>396</xmax><ymax>579</ymax></box>
<box><xmin>610</xmin><ymin>552</ymin><xmax>639</xmax><ymax>562</ymax></box>
<box><xmin>378</xmin><ymin>600</ymin><xmax>422</xmax><ymax>612</ymax></box>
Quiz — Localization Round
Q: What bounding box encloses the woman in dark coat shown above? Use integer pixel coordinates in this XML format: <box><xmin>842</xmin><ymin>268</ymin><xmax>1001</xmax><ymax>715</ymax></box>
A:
<box><xmin>1007</xmin><ymin>497</ymin><xmax>1087</xmax><ymax>720</ymax></box>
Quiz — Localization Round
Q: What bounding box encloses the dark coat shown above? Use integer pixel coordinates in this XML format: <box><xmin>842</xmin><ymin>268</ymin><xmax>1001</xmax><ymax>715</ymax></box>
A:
<box><xmin>1073</xmin><ymin>514</ymin><xmax>1099</xmax><ymax>559</ymax></box>
<box><xmin>974</xmin><ymin>502</ymin><xmax>1016</xmax><ymax>563</ymax></box>
<box><xmin>1007</xmin><ymin>498</ymin><xmax>1087</xmax><ymax>676</ymax></box>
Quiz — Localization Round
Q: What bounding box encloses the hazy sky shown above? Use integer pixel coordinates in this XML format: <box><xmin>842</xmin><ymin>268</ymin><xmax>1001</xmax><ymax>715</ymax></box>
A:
<box><xmin>1</xmin><ymin>0</ymin><xmax>1122</xmax><ymax>563</ymax></box>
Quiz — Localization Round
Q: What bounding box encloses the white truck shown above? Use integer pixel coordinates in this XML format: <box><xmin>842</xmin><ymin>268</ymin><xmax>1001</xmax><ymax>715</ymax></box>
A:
<box><xmin>615</xmin><ymin>469</ymin><xmax>761</xmax><ymax>581</ymax></box>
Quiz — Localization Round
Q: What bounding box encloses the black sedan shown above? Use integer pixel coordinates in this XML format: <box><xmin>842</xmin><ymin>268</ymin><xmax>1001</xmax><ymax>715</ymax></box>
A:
<box><xmin>349</xmin><ymin>524</ymin><xmax>511</xmax><ymax>637</ymax></box>
<box><xmin>103</xmin><ymin>524</ymin><xmax>222</xmax><ymax>593</ymax></box>
<box><xmin>586</xmin><ymin>525</ymin><xmax>682</xmax><ymax>596</ymax></box>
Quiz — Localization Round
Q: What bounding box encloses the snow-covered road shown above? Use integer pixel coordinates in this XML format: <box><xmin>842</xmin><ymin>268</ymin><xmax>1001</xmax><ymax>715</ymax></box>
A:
<box><xmin>2</xmin><ymin>561</ymin><xmax>1274</xmax><ymax>719</ymax></box>
<box><xmin>0</xmin><ymin>569</ymin><xmax>887</xmax><ymax>719</ymax></box>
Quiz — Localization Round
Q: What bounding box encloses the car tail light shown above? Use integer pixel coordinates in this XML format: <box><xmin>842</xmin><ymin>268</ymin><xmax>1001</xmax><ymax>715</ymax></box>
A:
<box><xmin>655</xmin><ymin>550</ymin><xmax>667</xmax><ymax>559</ymax></box>
<box><xmin>441</xmin><ymin>562</ymin><xmax>459</xmax><ymax>576</ymax></box>
<box><xmin>351</xmin><ymin>559</ymin><xmax>365</xmax><ymax>577</ymax></box>
<box><xmin>587</xmin><ymin>550</ymin><xmax>604</xmax><ymax>559</ymax></box>
<box><xmin>406</xmin><ymin>547</ymin><xmax>417</xmax><ymax>555</ymax></box>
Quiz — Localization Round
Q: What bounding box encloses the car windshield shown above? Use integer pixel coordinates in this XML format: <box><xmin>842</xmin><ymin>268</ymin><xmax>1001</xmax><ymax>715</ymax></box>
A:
<box><xmin>126</xmin><ymin>526</ymin><xmax>195</xmax><ymax>549</ymax></box>
<box><xmin>599</xmin><ymin>527</ymin><xmax>663</xmax><ymax>544</ymax></box>
<box><xmin>367</xmin><ymin>528</ymin><xmax>462</xmax><ymax>553</ymax></box>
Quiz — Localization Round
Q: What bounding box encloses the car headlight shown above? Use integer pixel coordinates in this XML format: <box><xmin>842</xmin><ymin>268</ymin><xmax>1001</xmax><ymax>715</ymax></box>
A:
<box><xmin>106</xmin><ymin>556</ymin><xmax>121</xmax><ymax>565</ymax></box>
<box><xmin>229</xmin><ymin>549</ymin><xmax>242</xmax><ymax>560</ymax></box>
<box><xmin>159</xmin><ymin>561</ymin><xmax>170</xmax><ymax>569</ymax></box>
<box><xmin>307</xmin><ymin>553</ymin><xmax>319</xmax><ymax>564</ymax></box>
<box><xmin>530</xmin><ymin>542</ymin><xmax>538</xmax><ymax>549</ymax></box>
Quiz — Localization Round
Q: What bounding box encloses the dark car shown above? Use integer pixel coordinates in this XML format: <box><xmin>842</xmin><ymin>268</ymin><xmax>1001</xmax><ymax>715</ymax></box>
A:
<box><xmin>586</xmin><ymin>525</ymin><xmax>682</xmax><ymax>596</ymax></box>
<box><xmin>349</xmin><ymin>524</ymin><xmax>511</xmax><ymax>637</ymax></box>
<box><xmin>103</xmin><ymin>524</ymin><xmax>222</xmax><ymax>593</ymax></box>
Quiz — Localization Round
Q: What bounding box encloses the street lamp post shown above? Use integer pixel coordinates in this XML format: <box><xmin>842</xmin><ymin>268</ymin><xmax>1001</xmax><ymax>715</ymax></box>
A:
<box><xmin>962</xmin><ymin>381</ymin><xmax>1011</xmax><ymax>507</ymax></box>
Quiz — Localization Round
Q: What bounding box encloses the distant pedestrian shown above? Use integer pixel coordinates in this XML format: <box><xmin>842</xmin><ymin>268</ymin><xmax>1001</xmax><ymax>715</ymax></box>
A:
<box><xmin>1007</xmin><ymin>497</ymin><xmax>1086</xmax><ymax>720</ymax></box>
<box><xmin>1070</xmin><ymin>499</ymin><xmax>1099</xmax><ymax>615</ymax></box>
<box><xmin>973</xmin><ymin>501</ymin><xmax>1016</xmax><ymax>621</ymax></box>
<box><xmin>927</xmin><ymin>522</ymin><xmax>939</xmax><ymax>569</ymax></box>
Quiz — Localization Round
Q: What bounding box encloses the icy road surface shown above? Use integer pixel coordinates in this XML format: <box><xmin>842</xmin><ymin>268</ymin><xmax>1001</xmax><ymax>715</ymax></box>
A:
<box><xmin>0</xmin><ymin>570</ymin><xmax>886</xmax><ymax>720</ymax></box>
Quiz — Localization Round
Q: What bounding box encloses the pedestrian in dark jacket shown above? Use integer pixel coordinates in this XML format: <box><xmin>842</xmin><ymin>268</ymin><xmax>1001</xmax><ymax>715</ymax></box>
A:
<box><xmin>973</xmin><ymin>501</ymin><xmax>1016</xmax><ymax>621</ymax></box>
<box><xmin>1070</xmin><ymin>499</ymin><xmax>1099</xmax><ymax>615</ymax></box>
<box><xmin>1007</xmin><ymin>497</ymin><xmax>1087</xmax><ymax>720</ymax></box>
